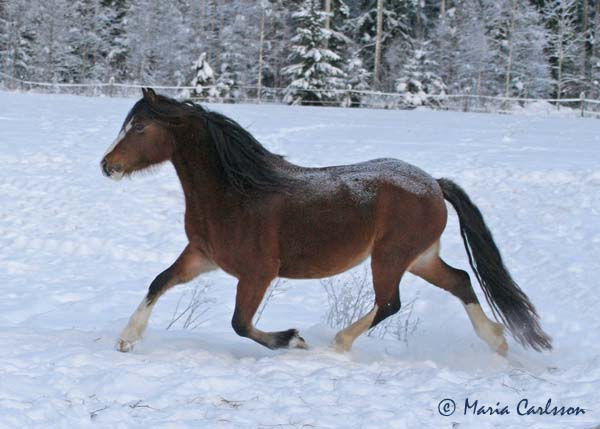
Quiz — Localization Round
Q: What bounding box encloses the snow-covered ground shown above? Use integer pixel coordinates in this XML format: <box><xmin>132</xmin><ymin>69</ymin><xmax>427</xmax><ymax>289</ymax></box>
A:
<box><xmin>1</xmin><ymin>91</ymin><xmax>599</xmax><ymax>428</ymax></box>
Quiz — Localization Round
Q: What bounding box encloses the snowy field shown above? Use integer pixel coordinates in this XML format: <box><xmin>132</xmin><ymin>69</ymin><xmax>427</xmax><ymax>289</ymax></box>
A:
<box><xmin>0</xmin><ymin>90</ymin><xmax>599</xmax><ymax>428</ymax></box>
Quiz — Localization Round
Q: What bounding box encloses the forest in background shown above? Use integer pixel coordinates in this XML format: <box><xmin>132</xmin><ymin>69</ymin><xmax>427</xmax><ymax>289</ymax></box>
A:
<box><xmin>1</xmin><ymin>0</ymin><xmax>598</xmax><ymax>107</ymax></box>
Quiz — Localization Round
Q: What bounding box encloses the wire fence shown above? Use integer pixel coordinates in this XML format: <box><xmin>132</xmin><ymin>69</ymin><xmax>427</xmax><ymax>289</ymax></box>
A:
<box><xmin>2</xmin><ymin>71</ymin><xmax>600</xmax><ymax>118</ymax></box>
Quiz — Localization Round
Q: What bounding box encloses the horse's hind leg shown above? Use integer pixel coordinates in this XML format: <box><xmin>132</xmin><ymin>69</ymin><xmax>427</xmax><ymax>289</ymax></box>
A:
<box><xmin>409</xmin><ymin>242</ymin><xmax>508</xmax><ymax>355</ymax></box>
<box><xmin>333</xmin><ymin>250</ymin><xmax>406</xmax><ymax>352</ymax></box>
<box><xmin>117</xmin><ymin>245</ymin><xmax>215</xmax><ymax>352</ymax></box>
<box><xmin>231</xmin><ymin>276</ymin><xmax>307</xmax><ymax>350</ymax></box>
<box><xmin>333</xmin><ymin>306</ymin><xmax>380</xmax><ymax>352</ymax></box>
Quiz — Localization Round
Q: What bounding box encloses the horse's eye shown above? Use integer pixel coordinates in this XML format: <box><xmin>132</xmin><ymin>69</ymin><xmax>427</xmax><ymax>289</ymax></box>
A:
<box><xmin>133</xmin><ymin>123</ymin><xmax>145</xmax><ymax>133</ymax></box>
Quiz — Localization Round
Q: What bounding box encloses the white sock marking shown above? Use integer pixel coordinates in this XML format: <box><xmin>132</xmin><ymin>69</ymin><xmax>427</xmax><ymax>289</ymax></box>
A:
<box><xmin>119</xmin><ymin>297</ymin><xmax>154</xmax><ymax>344</ymax></box>
<box><xmin>334</xmin><ymin>304</ymin><xmax>379</xmax><ymax>352</ymax></box>
<box><xmin>464</xmin><ymin>303</ymin><xmax>505</xmax><ymax>350</ymax></box>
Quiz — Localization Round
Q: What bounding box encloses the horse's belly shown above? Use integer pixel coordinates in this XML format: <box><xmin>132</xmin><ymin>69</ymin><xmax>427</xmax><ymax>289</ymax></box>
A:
<box><xmin>278</xmin><ymin>245</ymin><xmax>372</xmax><ymax>279</ymax></box>
<box><xmin>277</xmin><ymin>222</ymin><xmax>375</xmax><ymax>279</ymax></box>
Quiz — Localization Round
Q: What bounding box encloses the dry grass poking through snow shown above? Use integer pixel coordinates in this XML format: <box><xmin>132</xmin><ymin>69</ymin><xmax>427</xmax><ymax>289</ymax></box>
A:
<box><xmin>321</xmin><ymin>267</ymin><xmax>420</xmax><ymax>344</ymax></box>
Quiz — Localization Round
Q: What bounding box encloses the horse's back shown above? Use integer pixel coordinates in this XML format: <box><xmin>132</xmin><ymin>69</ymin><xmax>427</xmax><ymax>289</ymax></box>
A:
<box><xmin>293</xmin><ymin>157</ymin><xmax>441</xmax><ymax>201</ymax></box>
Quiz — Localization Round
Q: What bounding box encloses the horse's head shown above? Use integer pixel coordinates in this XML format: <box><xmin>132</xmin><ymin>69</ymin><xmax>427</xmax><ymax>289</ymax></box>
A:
<box><xmin>101</xmin><ymin>88</ymin><xmax>176</xmax><ymax>180</ymax></box>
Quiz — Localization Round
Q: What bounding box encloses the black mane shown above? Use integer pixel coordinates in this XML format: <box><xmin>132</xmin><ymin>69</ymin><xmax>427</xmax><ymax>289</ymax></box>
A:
<box><xmin>124</xmin><ymin>94</ymin><xmax>292</xmax><ymax>195</ymax></box>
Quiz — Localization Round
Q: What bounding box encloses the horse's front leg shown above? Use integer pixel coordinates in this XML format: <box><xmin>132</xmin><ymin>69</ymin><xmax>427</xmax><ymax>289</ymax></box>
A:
<box><xmin>231</xmin><ymin>276</ymin><xmax>307</xmax><ymax>350</ymax></box>
<box><xmin>117</xmin><ymin>245</ymin><xmax>215</xmax><ymax>352</ymax></box>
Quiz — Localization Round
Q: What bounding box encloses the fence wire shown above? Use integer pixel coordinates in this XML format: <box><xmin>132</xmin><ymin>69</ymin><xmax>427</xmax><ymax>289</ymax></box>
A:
<box><xmin>1</xmin><ymin>72</ymin><xmax>599</xmax><ymax>118</ymax></box>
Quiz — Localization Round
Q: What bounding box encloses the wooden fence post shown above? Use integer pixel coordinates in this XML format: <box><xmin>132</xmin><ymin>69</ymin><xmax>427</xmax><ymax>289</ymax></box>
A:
<box><xmin>108</xmin><ymin>77</ymin><xmax>115</xmax><ymax>97</ymax></box>
<box><xmin>580</xmin><ymin>92</ymin><xmax>586</xmax><ymax>118</ymax></box>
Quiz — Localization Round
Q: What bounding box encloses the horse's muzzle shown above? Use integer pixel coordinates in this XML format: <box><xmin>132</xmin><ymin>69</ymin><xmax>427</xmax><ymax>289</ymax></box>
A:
<box><xmin>101</xmin><ymin>158</ymin><xmax>124</xmax><ymax>180</ymax></box>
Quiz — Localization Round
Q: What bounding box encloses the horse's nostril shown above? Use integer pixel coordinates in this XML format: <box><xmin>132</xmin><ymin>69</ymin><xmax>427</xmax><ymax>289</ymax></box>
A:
<box><xmin>101</xmin><ymin>159</ymin><xmax>110</xmax><ymax>176</ymax></box>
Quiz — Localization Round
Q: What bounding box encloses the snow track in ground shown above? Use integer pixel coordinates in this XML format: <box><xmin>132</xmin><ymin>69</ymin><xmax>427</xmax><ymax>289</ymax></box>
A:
<box><xmin>0</xmin><ymin>91</ymin><xmax>599</xmax><ymax>428</ymax></box>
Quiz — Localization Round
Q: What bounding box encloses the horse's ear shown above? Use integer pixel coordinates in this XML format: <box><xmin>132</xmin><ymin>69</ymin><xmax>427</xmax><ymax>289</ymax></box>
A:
<box><xmin>142</xmin><ymin>87</ymin><xmax>157</xmax><ymax>103</ymax></box>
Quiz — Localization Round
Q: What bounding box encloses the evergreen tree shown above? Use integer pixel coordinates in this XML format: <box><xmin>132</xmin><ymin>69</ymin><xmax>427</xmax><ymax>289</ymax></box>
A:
<box><xmin>394</xmin><ymin>39</ymin><xmax>446</xmax><ymax>107</ymax></box>
<box><xmin>342</xmin><ymin>50</ymin><xmax>371</xmax><ymax>107</ymax></box>
<box><xmin>259</xmin><ymin>1</ymin><xmax>294</xmax><ymax>91</ymax></box>
<box><xmin>543</xmin><ymin>0</ymin><xmax>584</xmax><ymax>100</ymax></box>
<box><xmin>432</xmin><ymin>0</ymin><xmax>550</xmax><ymax>99</ymax></box>
<box><xmin>351</xmin><ymin>0</ymin><xmax>413</xmax><ymax>90</ymax></box>
<box><xmin>102</xmin><ymin>0</ymin><xmax>128</xmax><ymax>81</ymax></box>
<box><xmin>123</xmin><ymin>0</ymin><xmax>186</xmax><ymax>84</ymax></box>
<box><xmin>0</xmin><ymin>0</ymin><xmax>34</xmax><ymax>81</ymax></box>
<box><xmin>431</xmin><ymin>0</ymin><xmax>491</xmax><ymax>95</ymax></box>
<box><xmin>190</xmin><ymin>52</ymin><xmax>219</xmax><ymax>101</ymax></box>
<box><xmin>218</xmin><ymin>3</ymin><xmax>261</xmax><ymax>101</ymax></box>
<box><xmin>64</xmin><ymin>0</ymin><xmax>117</xmax><ymax>83</ymax></box>
<box><xmin>283</xmin><ymin>0</ymin><xmax>346</xmax><ymax>106</ymax></box>
<box><xmin>28</xmin><ymin>0</ymin><xmax>72</xmax><ymax>83</ymax></box>
<box><xmin>215</xmin><ymin>63</ymin><xmax>236</xmax><ymax>102</ymax></box>
<box><xmin>486</xmin><ymin>0</ymin><xmax>551</xmax><ymax>98</ymax></box>
<box><xmin>590</xmin><ymin>0</ymin><xmax>600</xmax><ymax>98</ymax></box>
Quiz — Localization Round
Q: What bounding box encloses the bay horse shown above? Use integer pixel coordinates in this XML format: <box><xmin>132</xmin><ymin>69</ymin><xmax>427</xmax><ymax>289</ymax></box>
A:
<box><xmin>101</xmin><ymin>88</ymin><xmax>552</xmax><ymax>355</ymax></box>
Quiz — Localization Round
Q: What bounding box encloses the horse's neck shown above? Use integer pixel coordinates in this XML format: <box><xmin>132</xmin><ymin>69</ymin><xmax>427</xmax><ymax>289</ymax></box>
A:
<box><xmin>170</xmin><ymin>129</ymin><xmax>225</xmax><ymax>215</ymax></box>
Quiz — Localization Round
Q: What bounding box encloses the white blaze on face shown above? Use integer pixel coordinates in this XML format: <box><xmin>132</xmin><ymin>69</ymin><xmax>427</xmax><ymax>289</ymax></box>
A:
<box><xmin>102</xmin><ymin>118</ymin><xmax>134</xmax><ymax>181</ymax></box>
<box><xmin>103</xmin><ymin>118</ymin><xmax>134</xmax><ymax>158</ymax></box>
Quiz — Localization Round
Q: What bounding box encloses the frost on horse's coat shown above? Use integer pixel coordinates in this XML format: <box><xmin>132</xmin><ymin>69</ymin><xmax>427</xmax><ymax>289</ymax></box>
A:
<box><xmin>291</xmin><ymin>158</ymin><xmax>440</xmax><ymax>201</ymax></box>
<box><xmin>101</xmin><ymin>88</ymin><xmax>552</xmax><ymax>355</ymax></box>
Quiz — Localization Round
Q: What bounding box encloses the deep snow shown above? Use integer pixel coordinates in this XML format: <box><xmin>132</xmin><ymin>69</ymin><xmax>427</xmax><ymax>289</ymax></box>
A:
<box><xmin>0</xmin><ymin>91</ymin><xmax>599</xmax><ymax>428</ymax></box>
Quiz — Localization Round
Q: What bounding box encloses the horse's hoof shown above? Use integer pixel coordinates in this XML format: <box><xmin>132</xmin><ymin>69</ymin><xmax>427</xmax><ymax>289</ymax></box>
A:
<box><xmin>332</xmin><ymin>343</ymin><xmax>349</xmax><ymax>353</ymax></box>
<box><xmin>289</xmin><ymin>331</ymin><xmax>308</xmax><ymax>349</ymax></box>
<box><xmin>116</xmin><ymin>338</ymin><xmax>135</xmax><ymax>353</ymax></box>
<box><xmin>496</xmin><ymin>341</ymin><xmax>508</xmax><ymax>357</ymax></box>
<box><xmin>332</xmin><ymin>332</ymin><xmax>351</xmax><ymax>353</ymax></box>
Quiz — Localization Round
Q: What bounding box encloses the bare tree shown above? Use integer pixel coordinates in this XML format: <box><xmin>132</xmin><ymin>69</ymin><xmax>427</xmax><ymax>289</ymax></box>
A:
<box><xmin>324</xmin><ymin>0</ymin><xmax>332</xmax><ymax>30</ymax></box>
<box><xmin>257</xmin><ymin>4</ymin><xmax>266</xmax><ymax>102</ymax></box>
<box><xmin>504</xmin><ymin>0</ymin><xmax>517</xmax><ymax>98</ymax></box>
<box><xmin>373</xmin><ymin>0</ymin><xmax>383</xmax><ymax>86</ymax></box>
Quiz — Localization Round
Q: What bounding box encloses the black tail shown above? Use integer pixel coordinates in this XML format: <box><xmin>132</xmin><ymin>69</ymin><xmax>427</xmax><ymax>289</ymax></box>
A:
<box><xmin>437</xmin><ymin>178</ymin><xmax>552</xmax><ymax>351</ymax></box>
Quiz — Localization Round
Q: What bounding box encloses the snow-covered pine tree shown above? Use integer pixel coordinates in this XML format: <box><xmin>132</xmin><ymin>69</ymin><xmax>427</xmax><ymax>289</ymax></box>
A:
<box><xmin>257</xmin><ymin>1</ymin><xmax>295</xmax><ymax>94</ymax></box>
<box><xmin>283</xmin><ymin>0</ymin><xmax>346</xmax><ymax>106</ymax></box>
<box><xmin>590</xmin><ymin>0</ymin><xmax>600</xmax><ymax>98</ymax></box>
<box><xmin>324</xmin><ymin>0</ymin><xmax>361</xmax><ymax>106</ymax></box>
<box><xmin>28</xmin><ymin>0</ymin><xmax>73</xmax><ymax>83</ymax></box>
<box><xmin>430</xmin><ymin>6</ymin><xmax>460</xmax><ymax>93</ymax></box>
<box><xmin>486</xmin><ymin>0</ymin><xmax>551</xmax><ymax>99</ymax></box>
<box><xmin>0</xmin><ymin>0</ymin><xmax>34</xmax><ymax>83</ymax></box>
<box><xmin>351</xmin><ymin>0</ymin><xmax>412</xmax><ymax>90</ymax></box>
<box><xmin>122</xmin><ymin>0</ymin><xmax>187</xmax><ymax>84</ymax></box>
<box><xmin>102</xmin><ymin>0</ymin><xmax>129</xmax><ymax>82</ymax></box>
<box><xmin>543</xmin><ymin>0</ymin><xmax>584</xmax><ymax>102</ymax></box>
<box><xmin>190</xmin><ymin>52</ymin><xmax>219</xmax><ymax>101</ymax></box>
<box><xmin>432</xmin><ymin>0</ymin><xmax>550</xmax><ymax>101</ymax></box>
<box><xmin>455</xmin><ymin>0</ymin><xmax>496</xmax><ymax>97</ymax></box>
<box><xmin>394</xmin><ymin>39</ymin><xmax>446</xmax><ymax>108</ymax></box>
<box><xmin>432</xmin><ymin>0</ymin><xmax>498</xmax><ymax>97</ymax></box>
<box><xmin>215</xmin><ymin>63</ymin><xmax>235</xmax><ymax>102</ymax></box>
<box><xmin>218</xmin><ymin>2</ymin><xmax>261</xmax><ymax>102</ymax></box>
<box><xmin>506</xmin><ymin>1</ymin><xmax>551</xmax><ymax>98</ymax></box>
<box><xmin>342</xmin><ymin>51</ymin><xmax>371</xmax><ymax>107</ymax></box>
<box><xmin>64</xmin><ymin>0</ymin><xmax>117</xmax><ymax>84</ymax></box>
